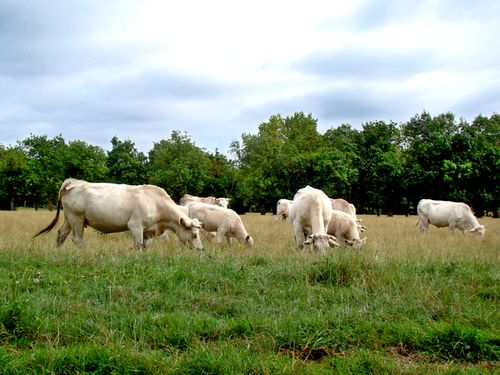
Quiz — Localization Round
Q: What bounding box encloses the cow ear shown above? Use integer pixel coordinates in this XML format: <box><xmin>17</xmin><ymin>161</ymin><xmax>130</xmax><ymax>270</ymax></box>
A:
<box><xmin>328</xmin><ymin>237</ymin><xmax>340</xmax><ymax>247</ymax></box>
<box><xmin>361</xmin><ymin>237</ymin><xmax>367</xmax><ymax>244</ymax></box>
<box><xmin>246</xmin><ymin>235</ymin><xmax>254</xmax><ymax>246</ymax></box>
<box><xmin>303</xmin><ymin>238</ymin><xmax>313</xmax><ymax>245</ymax></box>
<box><xmin>179</xmin><ymin>217</ymin><xmax>190</xmax><ymax>229</ymax></box>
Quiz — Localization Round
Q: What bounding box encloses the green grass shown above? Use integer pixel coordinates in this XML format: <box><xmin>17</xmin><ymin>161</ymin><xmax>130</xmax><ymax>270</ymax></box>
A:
<box><xmin>0</xmin><ymin>211</ymin><xmax>498</xmax><ymax>374</ymax></box>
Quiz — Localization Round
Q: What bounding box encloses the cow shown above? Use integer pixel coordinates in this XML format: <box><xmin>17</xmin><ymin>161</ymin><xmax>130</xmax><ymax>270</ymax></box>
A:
<box><xmin>180</xmin><ymin>194</ymin><xmax>230</xmax><ymax>208</ymax></box>
<box><xmin>417</xmin><ymin>199</ymin><xmax>486</xmax><ymax>237</ymax></box>
<box><xmin>330</xmin><ymin>198</ymin><xmax>359</xmax><ymax>221</ymax></box>
<box><xmin>187</xmin><ymin>202</ymin><xmax>253</xmax><ymax>246</ymax></box>
<box><xmin>327</xmin><ymin>210</ymin><xmax>367</xmax><ymax>247</ymax></box>
<box><xmin>275</xmin><ymin>199</ymin><xmax>293</xmax><ymax>221</ymax></box>
<box><xmin>289</xmin><ymin>186</ymin><xmax>339</xmax><ymax>253</ymax></box>
<box><xmin>34</xmin><ymin>178</ymin><xmax>204</xmax><ymax>249</ymax></box>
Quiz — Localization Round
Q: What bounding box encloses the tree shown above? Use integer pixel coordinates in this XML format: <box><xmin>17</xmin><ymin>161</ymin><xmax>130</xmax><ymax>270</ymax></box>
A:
<box><xmin>106</xmin><ymin>137</ymin><xmax>147</xmax><ymax>185</ymax></box>
<box><xmin>447</xmin><ymin>114</ymin><xmax>500</xmax><ymax>216</ymax></box>
<box><xmin>20</xmin><ymin>135</ymin><xmax>68</xmax><ymax>209</ymax></box>
<box><xmin>470</xmin><ymin>114</ymin><xmax>500</xmax><ymax>216</ymax></box>
<box><xmin>65</xmin><ymin>140</ymin><xmax>108</xmax><ymax>182</ymax></box>
<box><xmin>401</xmin><ymin>112</ymin><xmax>457</xmax><ymax>211</ymax></box>
<box><xmin>357</xmin><ymin>121</ymin><xmax>403</xmax><ymax>215</ymax></box>
<box><xmin>147</xmin><ymin>131</ymin><xmax>211</xmax><ymax>201</ymax></box>
<box><xmin>323</xmin><ymin>124</ymin><xmax>360</xmax><ymax>200</ymax></box>
<box><xmin>204</xmin><ymin>149</ymin><xmax>238</xmax><ymax>199</ymax></box>
<box><xmin>0</xmin><ymin>145</ymin><xmax>28</xmax><ymax>210</ymax></box>
<box><xmin>230</xmin><ymin>112</ymin><xmax>324</xmax><ymax>213</ymax></box>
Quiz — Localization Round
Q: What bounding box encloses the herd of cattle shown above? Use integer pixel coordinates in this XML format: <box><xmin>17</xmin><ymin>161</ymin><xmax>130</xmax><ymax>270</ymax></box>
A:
<box><xmin>34</xmin><ymin>179</ymin><xmax>486</xmax><ymax>251</ymax></box>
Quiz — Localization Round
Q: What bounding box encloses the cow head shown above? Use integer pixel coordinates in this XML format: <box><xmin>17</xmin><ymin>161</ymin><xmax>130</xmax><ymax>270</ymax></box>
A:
<box><xmin>345</xmin><ymin>237</ymin><xmax>367</xmax><ymax>247</ymax></box>
<box><xmin>470</xmin><ymin>225</ymin><xmax>486</xmax><ymax>237</ymax></box>
<box><xmin>216</xmin><ymin>197</ymin><xmax>230</xmax><ymax>208</ymax></box>
<box><xmin>303</xmin><ymin>233</ymin><xmax>339</xmax><ymax>253</ymax></box>
<box><xmin>178</xmin><ymin>217</ymin><xmax>204</xmax><ymax>249</ymax></box>
<box><xmin>245</xmin><ymin>235</ymin><xmax>254</xmax><ymax>247</ymax></box>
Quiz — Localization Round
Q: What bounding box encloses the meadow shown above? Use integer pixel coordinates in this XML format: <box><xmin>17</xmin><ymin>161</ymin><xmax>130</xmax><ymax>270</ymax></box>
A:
<box><xmin>0</xmin><ymin>210</ymin><xmax>498</xmax><ymax>374</ymax></box>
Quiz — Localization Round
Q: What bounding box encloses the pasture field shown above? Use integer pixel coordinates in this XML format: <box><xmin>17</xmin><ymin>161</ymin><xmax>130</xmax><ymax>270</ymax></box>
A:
<box><xmin>0</xmin><ymin>210</ymin><xmax>498</xmax><ymax>374</ymax></box>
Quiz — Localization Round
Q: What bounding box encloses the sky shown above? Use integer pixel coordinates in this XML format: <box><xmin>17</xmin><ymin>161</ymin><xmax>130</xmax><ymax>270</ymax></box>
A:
<box><xmin>1</xmin><ymin>0</ymin><xmax>499</xmax><ymax>155</ymax></box>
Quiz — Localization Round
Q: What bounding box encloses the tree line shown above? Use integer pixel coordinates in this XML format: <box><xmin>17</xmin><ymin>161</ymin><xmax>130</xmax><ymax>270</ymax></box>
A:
<box><xmin>1</xmin><ymin>111</ymin><xmax>498</xmax><ymax>217</ymax></box>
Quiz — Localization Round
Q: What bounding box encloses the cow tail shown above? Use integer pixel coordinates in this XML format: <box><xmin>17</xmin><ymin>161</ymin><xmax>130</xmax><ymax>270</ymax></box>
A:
<box><xmin>33</xmin><ymin>183</ymin><xmax>68</xmax><ymax>238</ymax></box>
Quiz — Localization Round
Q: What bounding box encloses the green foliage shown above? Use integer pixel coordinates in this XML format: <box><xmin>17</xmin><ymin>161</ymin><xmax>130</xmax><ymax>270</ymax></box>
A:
<box><xmin>148</xmin><ymin>131</ymin><xmax>211</xmax><ymax>200</ymax></box>
<box><xmin>106</xmin><ymin>136</ymin><xmax>146</xmax><ymax>184</ymax></box>
<box><xmin>0</xmin><ymin>110</ymin><xmax>499</xmax><ymax>216</ymax></box>
<box><xmin>357</xmin><ymin>121</ymin><xmax>403</xmax><ymax>214</ymax></box>
<box><xmin>0</xmin><ymin>146</ymin><xmax>28</xmax><ymax>209</ymax></box>
<box><xmin>20</xmin><ymin>134</ymin><xmax>68</xmax><ymax>208</ymax></box>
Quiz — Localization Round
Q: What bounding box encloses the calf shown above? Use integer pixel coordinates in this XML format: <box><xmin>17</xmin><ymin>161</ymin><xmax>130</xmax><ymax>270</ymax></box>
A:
<box><xmin>188</xmin><ymin>202</ymin><xmax>254</xmax><ymax>246</ymax></box>
<box><xmin>327</xmin><ymin>210</ymin><xmax>367</xmax><ymax>247</ymax></box>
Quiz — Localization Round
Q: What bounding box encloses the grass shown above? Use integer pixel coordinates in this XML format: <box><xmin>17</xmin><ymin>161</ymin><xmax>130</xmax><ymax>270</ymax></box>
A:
<box><xmin>0</xmin><ymin>210</ymin><xmax>498</xmax><ymax>374</ymax></box>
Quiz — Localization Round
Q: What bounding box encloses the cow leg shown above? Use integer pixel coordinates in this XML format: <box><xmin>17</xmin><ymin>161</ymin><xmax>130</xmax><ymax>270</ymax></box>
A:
<box><xmin>293</xmin><ymin>222</ymin><xmax>305</xmax><ymax>247</ymax></box>
<box><xmin>419</xmin><ymin>220</ymin><xmax>429</xmax><ymax>233</ymax></box>
<box><xmin>143</xmin><ymin>236</ymin><xmax>154</xmax><ymax>247</ymax></box>
<box><xmin>64</xmin><ymin>213</ymin><xmax>85</xmax><ymax>247</ymax></box>
<box><xmin>448</xmin><ymin>223</ymin><xmax>456</xmax><ymax>235</ymax></box>
<box><xmin>70</xmin><ymin>221</ymin><xmax>85</xmax><ymax>247</ymax></box>
<box><xmin>143</xmin><ymin>230</ymin><xmax>155</xmax><ymax>247</ymax></box>
<box><xmin>128</xmin><ymin>225</ymin><xmax>144</xmax><ymax>249</ymax></box>
<box><xmin>215</xmin><ymin>228</ymin><xmax>225</xmax><ymax>244</ymax></box>
<box><xmin>56</xmin><ymin>221</ymin><xmax>72</xmax><ymax>246</ymax></box>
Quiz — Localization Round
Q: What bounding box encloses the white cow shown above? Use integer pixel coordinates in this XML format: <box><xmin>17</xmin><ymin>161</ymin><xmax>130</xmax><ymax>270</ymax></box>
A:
<box><xmin>289</xmin><ymin>186</ymin><xmax>339</xmax><ymax>253</ymax></box>
<box><xmin>188</xmin><ymin>202</ymin><xmax>254</xmax><ymax>246</ymax></box>
<box><xmin>327</xmin><ymin>210</ymin><xmax>367</xmax><ymax>247</ymax></box>
<box><xmin>180</xmin><ymin>194</ymin><xmax>230</xmax><ymax>208</ymax></box>
<box><xmin>417</xmin><ymin>199</ymin><xmax>486</xmax><ymax>237</ymax></box>
<box><xmin>34</xmin><ymin>179</ymin><xmax>204</xmax><ymax>249</ymax></box>
<box><xmin>275</xmin><ymin>199</ymin><xmax>293</xmax><ymax>221</ymax></box>
<box><xmin>330</xmin><ymin>198</ymin><xmax>359</xmax><ymax>221</ymax></box>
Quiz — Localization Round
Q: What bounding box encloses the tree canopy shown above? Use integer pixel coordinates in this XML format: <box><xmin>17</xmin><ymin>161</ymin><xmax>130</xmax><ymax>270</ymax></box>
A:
<box><xmin>1</xmin><ymin>111</ymin><xmax>498</xmax><ymax>216</ymax></box>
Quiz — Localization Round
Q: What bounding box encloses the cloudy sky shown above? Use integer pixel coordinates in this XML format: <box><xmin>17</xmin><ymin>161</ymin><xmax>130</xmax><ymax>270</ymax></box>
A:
<box><xmin>1</xmin><ymin>0</ymin><xmax>499</xmax><ymax>155</ymax></box>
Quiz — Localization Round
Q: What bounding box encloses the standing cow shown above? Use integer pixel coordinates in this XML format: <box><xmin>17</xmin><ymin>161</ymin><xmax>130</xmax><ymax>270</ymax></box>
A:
<box><xmin>34</xmin><ymin>179</ymin><xmax>204</xmax><ymax>249</ymax></box>
<box><xmin>289</xmin><ymin>186</ymin><xmax>339</xmax><ymax>253</ymax></box>
<box><xmin>417</xmin><ymin>199</ymin><xmax>486</xmax><ymax>236</ymax></box>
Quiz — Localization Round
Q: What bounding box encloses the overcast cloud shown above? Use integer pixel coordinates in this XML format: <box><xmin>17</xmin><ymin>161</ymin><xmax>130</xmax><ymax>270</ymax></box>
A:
<box><xmin>1</xmin><ymin>0</ymin><xmax>499</xmax><ymax>154</ymax></box>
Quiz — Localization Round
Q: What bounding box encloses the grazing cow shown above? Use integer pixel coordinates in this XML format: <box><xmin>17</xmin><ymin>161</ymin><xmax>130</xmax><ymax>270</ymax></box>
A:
<box><xmin>34</xmin><ymin>179</ymin><xmax>204</xmax><ymax>249</ymax></box>
<box><xmin>330</xmin><ymin>198</ymin><xmax>359</xmax><ymax>221</ymax></box>
<box><xmin>417</xmin><ymin>199</ymin><xmax>486</xmax><ymax>237</ymax></box>
<box><xmin>327</xmin><ymin>210</ymin><xmax>367</xmax><ymax>247</ymax></box>
<box><xmin>180</xmin><ymin>194</ymin><xmax>230</xmax><ymax>208</ymax></box>
<box><xmin>275</xmin><ymin>199</ymin><xmax>293</xmax><ymax>221</ymax></box>
<box><xmin>289</xmin><ymin>186</ymin><xmax>339</xmax><ymax>253</ymax></box>
<box><xmin>187</xmin><ymin>202</ymin><xmax>253</xmax><ymax>246</ymax></box>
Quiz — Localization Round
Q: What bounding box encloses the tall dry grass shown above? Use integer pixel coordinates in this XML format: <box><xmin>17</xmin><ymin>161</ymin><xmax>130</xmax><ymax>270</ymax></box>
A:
<box><xmin>1</xmin><ymin>209</ymin><xmax>497</xmax><ymax>261</ymax></box>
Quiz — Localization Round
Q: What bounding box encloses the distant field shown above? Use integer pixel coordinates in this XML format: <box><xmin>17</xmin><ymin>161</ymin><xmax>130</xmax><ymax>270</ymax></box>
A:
<box><xmin>0</xmin><ymin>210</ymin><xmax>498</xmax><ymax>374</ymax></box>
